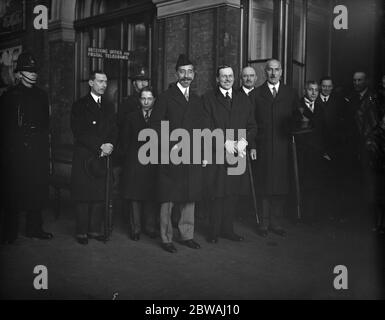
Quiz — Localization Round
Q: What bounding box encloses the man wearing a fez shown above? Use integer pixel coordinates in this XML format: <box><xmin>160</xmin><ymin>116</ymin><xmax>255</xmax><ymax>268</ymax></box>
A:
<box><xmin>150</xmin><ymin>54</ymin><xmax>204</xmax><ymax>253</ymax></box>
<box><xmin>0</xmin><ymin>52</ymin><xmax>53</xmax><ymax>244</ymax></box>
<box><xmin>253</xmin><ymin>59</ymin><xmax>299</xmax><ymax>237</ymax></box>
<box><xmin>202</xmin><ymin>65</ymin><xmax>257</xmax><ymax>244</ymax></box>
<box><xmin>71</xmin><ymin>70</ymin><xmax>118</xmax><ymax>245</ymax></box>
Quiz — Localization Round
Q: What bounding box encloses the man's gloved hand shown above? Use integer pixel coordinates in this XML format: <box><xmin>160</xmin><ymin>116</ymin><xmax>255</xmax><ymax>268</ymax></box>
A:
<box><xmin>237</xmin><ymin>138</ymin><xmax>248</xmax><ymax>158</ymax></box>
<box><xmin>225</xmin><ymin>140</ymin><xmax>236</xmax><ymax>154</ymax></box>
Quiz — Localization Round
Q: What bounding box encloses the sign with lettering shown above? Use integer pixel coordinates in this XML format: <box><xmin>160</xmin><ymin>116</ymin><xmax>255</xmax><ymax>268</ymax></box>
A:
<box><xmin>87</xmin><ymin>47</ymin><xmax>132</xmax><ymax>60</ymax></box>
<box><xmin>0</xmin><ymin>0</ymin><xmax>25</xmax><ymax>35</ymax></box>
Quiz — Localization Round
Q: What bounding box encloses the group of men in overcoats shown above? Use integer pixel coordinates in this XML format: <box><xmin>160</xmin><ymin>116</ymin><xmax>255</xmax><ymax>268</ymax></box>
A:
<box><xmin>2</xmin><ymin>50</ymin><xmax>383</xmax><ymax>247</ymax></box>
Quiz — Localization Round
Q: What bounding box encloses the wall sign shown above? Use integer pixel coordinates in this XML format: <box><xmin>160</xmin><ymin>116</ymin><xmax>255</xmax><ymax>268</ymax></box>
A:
<box><xmin>87</xmin><ymin>47</ymin><xmax>132</xmax><ymax>60</ymax></box>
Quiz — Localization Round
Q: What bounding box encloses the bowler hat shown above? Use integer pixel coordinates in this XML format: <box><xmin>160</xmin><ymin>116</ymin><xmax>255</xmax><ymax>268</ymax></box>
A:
<box><xmin>15</xmin><ymin>52</ymin><xmax>38</xmax><ymax>73</ymax></box>
<box><xmin>131</xmin><ymin>66</ymin><xmax>150</xmax><ymax>80</ymax></box>
<box><xmin>84</xmin><ymin>156</ymin><xmax>107</xmax><ymax>179</ymax></box>
<box><xmin>175</xmin><ymin>54</ymin><xmax>193</xmax><ymax>70</ymax></box>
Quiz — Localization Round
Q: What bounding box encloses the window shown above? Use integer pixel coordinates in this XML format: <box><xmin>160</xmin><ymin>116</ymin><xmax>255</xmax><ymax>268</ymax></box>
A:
<box><xmin>291</xmin><ymin>0</ymin><xmax>306</xmax><ymax>94</ymax></box>
<box><xmin>246</xmin><ymin>0</ymin><xmax>275</xmax><ymax>87</ymax></box>
<box><xmin>75</xmin><ymin>0</ymin><xmax>152</xmax><ymax>111</ymax></box>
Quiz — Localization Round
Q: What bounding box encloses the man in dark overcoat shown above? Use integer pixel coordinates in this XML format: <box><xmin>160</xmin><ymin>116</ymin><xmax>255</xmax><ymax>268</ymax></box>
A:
<box><xmin>294</xmin><ymin>80</ymin><xmax>329</xmax><ymax>223</ymax></box>
<box><xmin>316</xmin><ymin>76</ymin><xmax>345</xmax><ymax>220</ymax></box>
<box><xmin>0</xmin><ymin>52</ymin><xmax>53</xmax><ymax>244</ymax></box>
<box><xmin>121</xmin><ymin>87</ymin><xmax>158</xmax><ymax>241</ymax></box>
<box><xmin>71</xmin><ymin>70</ymin><xmax>118</xmax><ymax>245</ymax></box>
<box><xmin>202</xmin><ymin>65</ymin><xmax>257</xmax><ymax>243</ymax></box>
<box><xmin>150</xmin><ymin>54</ymin><xmax>204</xmax><ymax>253</ymax></box>
<box><xmin>253</xmin><ymin>59</ymin><xmax>299</xmax><ymax>237</ymax></box>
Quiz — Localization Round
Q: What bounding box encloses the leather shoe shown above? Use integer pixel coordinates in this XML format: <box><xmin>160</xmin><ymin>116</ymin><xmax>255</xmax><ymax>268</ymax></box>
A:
<box><xmin>256</xmin><ymin>228</ymin><xmax>268</xmax><ymax>237</ymax></box>
<box><xmin>27</xmin><ymin>231</ymin><xmax>53</xmax><ymax>240</ymax></box>
<box><xmin>268</xmin><ymin>226</ymin><xmax>286</xmax><ymax>237</ymax></box>
<box><xmin>207</xmin><ymin>236</ymin><xmax>218</xmax><ymax>244</ymax></box>
<box><xmin>161</xmin><ymin>243</ymin><xmax>177</xmax><ymax>253</ymax></box>
<box><xmin>182</xmin><ymin>239</ymin><xmax>201</xmax><ymax>249</ymax></box>
<box><xmin>76</xmin><ymin>236</ymin><xmax>88</xmax><ymax>245</ymax></box>
<box><xmin>130</xmin><ymin>233</ymin><xmax>140</xmax><ymax>241</ymax></box>
<box><xmin>222</xmin><ymin>233</ymin><xmax>244</xmax><ymax>242</ymax></box>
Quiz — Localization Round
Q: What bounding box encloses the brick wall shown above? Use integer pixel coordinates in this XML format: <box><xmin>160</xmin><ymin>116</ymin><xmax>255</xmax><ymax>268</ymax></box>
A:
<box><xmin>190</xmin><ymin>9</ymin><xmax>216</xmax><ymax>94</ymax></box>
<box><xmin>158</xmin><ymin>5</ymin><xmax>242</xmax><ymax>96</ymax></box>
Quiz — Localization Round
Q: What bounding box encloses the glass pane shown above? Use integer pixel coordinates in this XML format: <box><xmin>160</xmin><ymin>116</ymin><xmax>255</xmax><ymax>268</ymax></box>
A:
<box><xmin>125</xmin><ymin>22</ymin><xmax>148</xmax><ymax>96</ymax></box>
<box><xmin>249</xmin><ymin>0</ymin><xmax>274</xmax><ymax>61</ymax></box>
<box><xmin>306</xmin><ymin>0</ymin><xmax>331</xmax><ymax>81</ymax></box>
<box><xmin>99</xmin><ymin>24</ymin><xmax>122</xmax><ymax>111</ymax></box>
<box><xmin>293</xmin><ymin>0</ymin><xmax>305</xmax><ymax>63</ymax></box>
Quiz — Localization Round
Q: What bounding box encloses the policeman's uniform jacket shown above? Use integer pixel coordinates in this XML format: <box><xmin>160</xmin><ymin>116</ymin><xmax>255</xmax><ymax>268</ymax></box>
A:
<box><xmin>202</xmin><ymin>87</ymin><xmax>257</xmax><ymax>198</ymax></box>
<box><xmin>253</xmin><ymin>81</ymin><xmax>299</xmax><ymax>196</ymax></box>
<box><xmin>120</xmin><ymin>108</ymin><xmax>157</xmax><ymax>201</ymax></box>
<box><xmin>150</xmin><ymin>83</ymin><xmax>204</xmax><ymax>202</ymax></box>
<box><xmin>70</xmin><ymin>93</ymin><xmax>118</xmax><ymax>202</ymax></box>
<box><xmin>1</xmin><ymin>83</ymin><xmax>49</xmax><ymax>211</ymax></box>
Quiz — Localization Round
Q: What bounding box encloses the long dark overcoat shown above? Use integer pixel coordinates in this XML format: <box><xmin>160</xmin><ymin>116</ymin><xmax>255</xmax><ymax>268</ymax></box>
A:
<box><xmin>70</xmin><ymin>94</ymin><xmax>118</xmax><ymax>202</ymax></box>
<box><xmin>1</xmin><ymin>83</ymin><xmax>49</xmax><ymax>210</ymax></box>
<box><xmin>121</xmin><ymin>109</ymin><xmax>157</xmax><ymax>201</ymax></box>
<box><xmin>294</xmin><ymin>98</ymin><xmax>328</xmax><ymax>190</ymax></box>
<box><xmin>150</xmin><ymin>83</ymin><xmax>204</xmax><ymax>202</ymax></box>
<box><xmin>202</xmin><ymin>88</ymin><xmax>257</xmax><ymax>198</ymax></box>
<box><xmin>253</xmin><ymin>82</ymin><xmax>299</xmax><ymax>196</ymax></box>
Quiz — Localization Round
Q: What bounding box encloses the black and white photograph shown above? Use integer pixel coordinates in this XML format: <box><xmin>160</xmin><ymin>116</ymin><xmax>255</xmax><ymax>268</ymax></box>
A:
<box><xmin>0</xmin><ymin>0</ymin><xmax>384</xmax><ymax>305</ymax></box>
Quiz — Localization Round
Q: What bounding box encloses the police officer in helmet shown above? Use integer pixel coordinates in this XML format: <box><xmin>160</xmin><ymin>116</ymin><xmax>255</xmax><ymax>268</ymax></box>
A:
<box><xmin>0</xmin><ymin>51</ymin><xmax>53</xmax><ymax>244</ymax></box>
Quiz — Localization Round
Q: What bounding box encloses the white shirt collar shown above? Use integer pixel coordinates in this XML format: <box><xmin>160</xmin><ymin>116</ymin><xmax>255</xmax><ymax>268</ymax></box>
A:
<box><xmin>219</xmin><ymin>86</ymin><xmax>232</xmax><ymax>98</ymax></box>
<box><xmin>267</xmin><ymin>81</ymin><xmax>280</xmax><ymax>93</ymax></box>
<box><xmin>242</xmin><ymin>86</ymin><xmax>254</xmax><ymax>96</ymax></box>
<box><xmin>177</xmin><ymin>82</ymin><xmax>189</xmax><ymax>95</ymax></box>
<box><xmin>304</xmin><ymin>97</ymin><xmax>315</xmax><ymax>111</ymax></box>
<box><xmin>320</xmin><ymin>94</ymin><xmax>330</xmax><ymax>102</ymax></box>
<box><xmin>90</xmin><ymin>92</ymin><xmax>101</xmax><ymax>104</ymax></box>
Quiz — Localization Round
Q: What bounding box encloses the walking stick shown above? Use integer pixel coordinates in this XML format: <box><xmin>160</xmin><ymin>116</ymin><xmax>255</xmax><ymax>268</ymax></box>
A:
<box><xmin>291</xmin><ymin>135</ymin><xmax>301</xmax><ymax>220</ymax></box>
<box><xmin>247</xmin><ymin>151</ymin><xmax>260</xmax><ymax>225</ymax></box>
<box><xmin>104</xmin><ymin>155</ymin><xmax>111</xmax><ymax>242</ymax></box>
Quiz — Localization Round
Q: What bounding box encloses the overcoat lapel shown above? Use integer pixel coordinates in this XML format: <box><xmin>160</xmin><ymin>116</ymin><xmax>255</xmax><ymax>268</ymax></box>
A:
<box><xmin>215</xmin><ymin>88</ymin><xmax>232</xmax><ymax>112</ymax></box>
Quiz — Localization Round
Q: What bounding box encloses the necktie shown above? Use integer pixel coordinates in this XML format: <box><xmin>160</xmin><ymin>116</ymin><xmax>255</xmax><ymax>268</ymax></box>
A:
<box><xmin>308</xmin><ymin>103</ymin><xmax>314</xmax><ymax>112</ymax></box>
<box><xmin>144</xmin><ymin>110</ymin><xmax>151</xmax><ymax>123</ymax></box>
<box><xmin>272</xmin><ymin>86</ymin><xmax>277</xmax><ymax>98</ymax></box>
<box><xmin>225</xmin><ymin>91</ymin><xmax>231</xmax><ymax>100</ymax></box>
<box><xmin>184</xmin><ymin>88</ymin><xmax>189</xmax><ymax>102</ymax></box>
<box><xmin>97</xmin><ymin>97</ymin><xmax>101</xmax><ymax>108</ymax></box>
